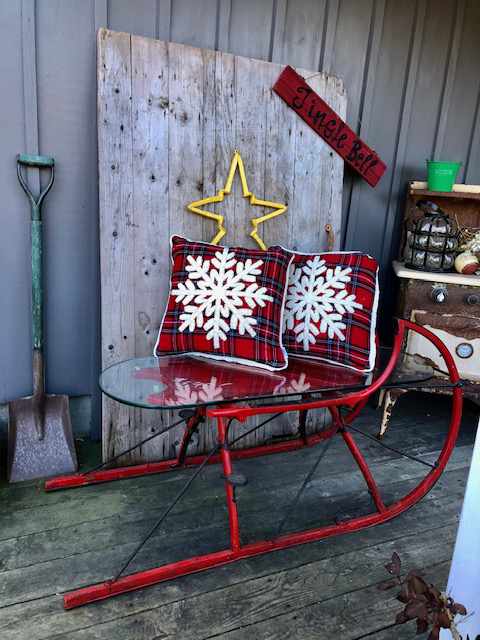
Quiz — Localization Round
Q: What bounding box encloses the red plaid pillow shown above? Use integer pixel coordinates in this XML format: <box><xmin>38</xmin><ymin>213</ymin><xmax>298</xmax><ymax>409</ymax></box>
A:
<box><xmin>282</xmin><ymin>251</ymin><xmax>379</xmax><ymax>372</ymax></box>
<box><xmin>155</xmin><ymin>236</ymin><xmax>293</xmax><ymax>371</ymax></box>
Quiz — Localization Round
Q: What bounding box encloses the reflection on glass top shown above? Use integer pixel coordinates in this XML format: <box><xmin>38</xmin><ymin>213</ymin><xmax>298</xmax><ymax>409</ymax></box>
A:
<box><xmin>99</xmin><ymin>349</ymin><xmax>435</xmax><ymax>410</ymax></box>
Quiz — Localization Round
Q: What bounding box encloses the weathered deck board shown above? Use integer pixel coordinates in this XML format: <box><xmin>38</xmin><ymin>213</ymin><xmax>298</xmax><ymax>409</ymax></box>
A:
<box><xmin>209</xmin><ymin>562</ymin><xmax>452</xmax><ymax>640</ymax></box>
<box><xmin>33</xmin><ymin>530</ymin><xmax>457</xmax><ymax>640</ymax></box>
<box><xmin>0</xmin><ymin>434</ymin><xmax>471</xmax><ymax>544</ymax></box>
<box><xmin>98</xmin><ymin>29</ymin><xmax>346</xmax><ymax>462</ymax></box>
<box><xmin>0</xmin><ymin>397</ymin><xmax>476</xmax><ymax>639</ymax></box>
<box><xmin>0</xmin><ymin>440</ymin><xmax>471</xmax><ymax>569</ymax></box>
<box><xmin>0</xmin><ymin>468</ymin><xmax>468</xmax><ymax>577</ymax></box>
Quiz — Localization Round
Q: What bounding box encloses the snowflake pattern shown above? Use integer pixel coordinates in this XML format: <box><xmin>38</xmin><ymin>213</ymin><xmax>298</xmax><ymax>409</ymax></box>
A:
<box><xmin>165</xmin><ymin>376</ymin><xmax>226</xmax><ymax>406</ymax></box>
<box><xmin>274</xmin><ymin>373</ymin><xmax>311</xmax><ymax>395</ymax></box>
<box><xmin>284</xmin><ymin>256</ymin><xmax>363</xmax><ymax>349</ymax></box>
<box><xmin>172</xmin><ymin>248</ymin><xmax>273</xmax><ymax>349</ymax></box>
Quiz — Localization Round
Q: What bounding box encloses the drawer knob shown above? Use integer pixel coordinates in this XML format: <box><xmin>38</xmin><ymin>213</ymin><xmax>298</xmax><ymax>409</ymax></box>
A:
<box><xmin>465</xmin><ymin>293</ymin><xmax>480</xmax><ymax>305</ymax></box>
<box><xmin>431</xmin><ymin>287</ymin><xmax>447</xmax><ymax>303</ymax></box>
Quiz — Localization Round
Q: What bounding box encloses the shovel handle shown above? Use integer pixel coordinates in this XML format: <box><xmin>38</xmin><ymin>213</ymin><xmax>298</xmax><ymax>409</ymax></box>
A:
<box><xmin>17</xmin><ymin>154</ymin><xmax>55</xmax><ymax>378</ymax></box>
<box><xmin>17</xmin><ymin>153</ymin><xmax>55</xmax><ymax>168</ymax></box>
<box><xmin>32</xmin><ymin>349</ymin><xmax>45</xmax><ymax>440</ymax></box>
<box><xmin>17</xmin><ymin>154</ymin><xmax>55</xmax><ymax>214</ymax></box>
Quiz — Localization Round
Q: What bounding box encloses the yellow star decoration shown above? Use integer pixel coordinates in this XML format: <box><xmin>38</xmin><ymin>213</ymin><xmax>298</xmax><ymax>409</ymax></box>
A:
<box><xmin>186</xmin><ymin>150</ymin><xmax>287</xmax><ymax>250</ymax></box>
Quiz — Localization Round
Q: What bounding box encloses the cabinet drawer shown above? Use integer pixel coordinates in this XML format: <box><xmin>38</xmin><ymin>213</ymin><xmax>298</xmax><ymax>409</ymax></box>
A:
<box><xmin>401</xmin><ymin>280</ymin><xmax>480</xmax><ymax>318</ymax></box>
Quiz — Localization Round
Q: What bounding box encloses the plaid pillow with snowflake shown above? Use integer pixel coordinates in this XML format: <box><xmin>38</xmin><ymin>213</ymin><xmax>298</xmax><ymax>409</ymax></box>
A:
<box><xmin>282</xmin><ymin>251</ymin><xmax>379</xmax><ymax>372</ymax></box>
<box><xmin>155</xmin><ymin>236</ymin><xmax>293</xmax><ymax>371</ymax></box>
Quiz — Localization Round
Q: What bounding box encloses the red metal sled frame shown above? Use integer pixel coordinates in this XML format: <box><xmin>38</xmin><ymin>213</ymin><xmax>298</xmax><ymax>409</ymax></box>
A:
<box><xmin>47</xmin><ymin>319</ymin><xmax>462</xmax><ymax>609</ymax></box>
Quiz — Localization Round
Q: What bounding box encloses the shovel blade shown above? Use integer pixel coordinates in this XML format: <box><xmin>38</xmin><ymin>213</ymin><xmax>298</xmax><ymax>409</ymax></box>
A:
<box><xmin>8</xmin><ymin>394</ymin><xmax>78</xmax><ymax>482</ymax></box>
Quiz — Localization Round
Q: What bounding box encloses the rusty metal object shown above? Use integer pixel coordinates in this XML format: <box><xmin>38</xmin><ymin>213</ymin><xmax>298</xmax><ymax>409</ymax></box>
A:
<box><xmin>324</xmin><ymin>223</ymin><xmax>335</xmax><ymax>251</ymax></box>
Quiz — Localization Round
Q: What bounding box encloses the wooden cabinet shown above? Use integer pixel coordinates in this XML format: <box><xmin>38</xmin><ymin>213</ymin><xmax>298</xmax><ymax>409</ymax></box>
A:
<box><xmin>395</xmin><ymin>182</ymin><xmax>480</xmax><ymax>398</ymax></box>
<box><xmin>394</xmin><ymin>261</ymin><xmax>480</xmax><ymax>389</ymax></box>
<box><xmin>379</xmin><ymin>184</ymin><xmax>480</xmax><ymax>436</ymax></box>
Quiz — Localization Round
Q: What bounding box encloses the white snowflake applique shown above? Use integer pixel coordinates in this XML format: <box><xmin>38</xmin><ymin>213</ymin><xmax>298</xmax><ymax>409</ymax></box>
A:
<box><xmin>172</xmin><ymin>248</ymin><xmax>273</xmax><ymax>349</ymax></box>
<box><xmin>284</xmin><ymin>256</ymin><xmax>363</xmax><ymax>349</ymax></box>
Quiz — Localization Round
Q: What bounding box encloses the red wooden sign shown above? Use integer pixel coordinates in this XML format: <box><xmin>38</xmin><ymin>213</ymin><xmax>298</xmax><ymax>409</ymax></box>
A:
<box><xmin>273</xmin><ymin>66</ymin><xmax>386</xmax><ymax>187</ymax></box>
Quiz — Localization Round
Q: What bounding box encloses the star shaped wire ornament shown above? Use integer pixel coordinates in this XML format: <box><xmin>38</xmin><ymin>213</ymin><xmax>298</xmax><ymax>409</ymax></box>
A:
<box><xmin>186</xmin><ymin>150</ymin><xmax>287</xmax><ymax>250</ymax></box>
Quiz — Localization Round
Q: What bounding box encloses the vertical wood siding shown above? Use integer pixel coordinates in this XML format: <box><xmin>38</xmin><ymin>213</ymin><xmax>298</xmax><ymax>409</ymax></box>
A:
<box><xmin>1</xmin><ymin>0</ymin><xmax>479</xmax><ymax>425</ymax></box>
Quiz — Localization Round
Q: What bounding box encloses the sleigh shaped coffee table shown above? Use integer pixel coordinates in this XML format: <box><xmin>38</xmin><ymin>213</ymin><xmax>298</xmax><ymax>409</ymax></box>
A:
<box><xmin>45</xmin><ymin>319</ymin><xmax>463</xmax><ymax>609</ymax></box>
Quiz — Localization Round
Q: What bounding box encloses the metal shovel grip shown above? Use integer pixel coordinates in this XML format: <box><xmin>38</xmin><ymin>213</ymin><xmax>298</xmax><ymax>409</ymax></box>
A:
<box><xmin>17</xmin><ymin>154</ymin><xmax>55</xmax><ymax>214</ymax></box>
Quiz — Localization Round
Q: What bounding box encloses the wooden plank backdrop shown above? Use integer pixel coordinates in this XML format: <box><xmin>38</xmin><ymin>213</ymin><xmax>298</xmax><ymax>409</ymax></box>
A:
<box><xmin>98</xmin><ymin>28</ymin><xmax>346</xmax><ymax>463</ymax></box>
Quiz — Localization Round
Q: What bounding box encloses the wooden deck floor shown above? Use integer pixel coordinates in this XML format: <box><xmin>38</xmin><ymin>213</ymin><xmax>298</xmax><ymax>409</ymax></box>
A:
<box><xmin>0</xmin><ymin>393</ymin><xmax>477</xmax><ymax>640</ymax></box>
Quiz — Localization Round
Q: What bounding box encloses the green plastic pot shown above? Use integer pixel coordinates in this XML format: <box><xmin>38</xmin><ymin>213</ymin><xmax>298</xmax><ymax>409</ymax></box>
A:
<box><xmin>426</xmin><ymin>160</ymin><xmax>461</xmax><ymax>192</ymax></box>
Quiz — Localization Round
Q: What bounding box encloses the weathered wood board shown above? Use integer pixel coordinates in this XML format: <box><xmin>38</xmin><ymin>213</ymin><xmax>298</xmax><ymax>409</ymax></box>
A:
<box><xmin>98</xmin><ymin>28</ymin><xmax>346</xmax><ymax>463</ymax></box>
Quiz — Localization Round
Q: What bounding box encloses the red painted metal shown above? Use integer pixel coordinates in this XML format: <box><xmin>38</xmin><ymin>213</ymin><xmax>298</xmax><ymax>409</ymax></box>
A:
<box><xmin>55</xmin><ymin>319</ymin><xmax>462</xmax><ymax>610</ymax></box>
<box><xmin>273</xmin><ymin>65</ymin><xmax>387</xmax><ymax>187</ymax></box>
<box><xmin>63</xmin><ymin>549</ymin><xmax>236</xmax><ymax>609</ymax></box>
<box><xmin>341</xmin><ymin>429</ymin><xmax>386</xmax><ymax>513</ymax></box>
<box><xmin>217</xmin><ymin>416</ymin><xmax>241</xmax><ymax>551</ymax></box>
<box><xmin>329</xmin><ymin>404</ymin><xmax>386</xmax><ymax>513</ymax></box>
<box><xmin>176</xmin><ymin>409</ymin><xmax>204</xmax><ymax>465</ymax></box>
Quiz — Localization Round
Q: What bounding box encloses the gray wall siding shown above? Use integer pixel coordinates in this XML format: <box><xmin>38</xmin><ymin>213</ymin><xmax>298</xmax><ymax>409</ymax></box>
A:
<box><xmin>1</xmin><ymin>0</ymin><xmax>479</xmax><ymax>418</ymax></box>
<box><xmin>1</xmin><ymin>1</ymin><xmax>31</xmax><ymax>403</ymax></box>
<box><xmin>36</xmin><ymin>0</ymin><xmax>100</xmax><ymax>396</ymax></box>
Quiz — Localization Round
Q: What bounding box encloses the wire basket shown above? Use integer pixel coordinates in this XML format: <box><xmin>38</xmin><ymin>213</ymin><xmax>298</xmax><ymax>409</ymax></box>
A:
<box><xmin>404</xmin><ymin>202</ymin><xmax>458</xmax><ymax>271</ymax></box>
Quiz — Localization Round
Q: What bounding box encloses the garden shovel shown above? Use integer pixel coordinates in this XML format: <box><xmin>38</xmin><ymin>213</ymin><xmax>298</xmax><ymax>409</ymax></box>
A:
<box><xmin>8</xmin><ymin>154</ymin><xmax>78</xmax><ymax>482</ymax></box>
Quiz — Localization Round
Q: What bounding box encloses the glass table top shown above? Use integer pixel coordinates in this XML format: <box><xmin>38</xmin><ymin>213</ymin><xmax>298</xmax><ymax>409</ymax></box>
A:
<box><xmin>99</xmin><ymin>349</ymin><xmax>439</xmax><ymax>411</ymax></box>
